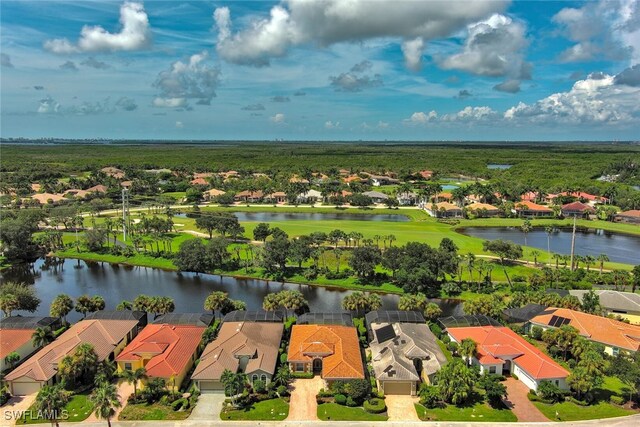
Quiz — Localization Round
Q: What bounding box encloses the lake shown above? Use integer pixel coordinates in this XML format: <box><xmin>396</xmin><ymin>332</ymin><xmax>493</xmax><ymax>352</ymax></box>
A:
<box><xmin>487</xmin><ymin>164</ymin><xmax>512</xmax><ymax>170</ymax></box>
<box><xmin>459</xmin><ymin>227</ymin><xmax>640</xmax><ymax>264</ymax></box>
<box><xmin>176</xmin><ymin>211</ymin><xmax>410</xmax><ymax>222</ymax></box>
<box><xmin>0</xmin><ymin>258</ymin><xmax>464</xmax><ymax>322</ymax></box>
<box><xmin>441</xmin><ymin>185</ymin><xmax>459</xmax><ymax>191</ymax></box>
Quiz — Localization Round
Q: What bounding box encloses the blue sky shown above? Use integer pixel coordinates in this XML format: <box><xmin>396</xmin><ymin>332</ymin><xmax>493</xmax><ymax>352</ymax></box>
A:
<box><xmin>1</xmin><ymin>0</ymin><xmax>639</xmax><ymax>140</ymax></box>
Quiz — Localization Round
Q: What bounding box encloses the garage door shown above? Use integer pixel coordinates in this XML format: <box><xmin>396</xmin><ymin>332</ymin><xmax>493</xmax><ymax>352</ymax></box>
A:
<box><xmin>383</xmin><ymin>381</ymin><xmax>412</xmax><ymax>395</ymax></box>
<box><xmin>198</xmin><ymin>380</ymin><xmax>224</xmax><ymax>392</ymax></box>
<box><xmin>12</xmin><ymin>381</ymin><xmax>41</xmax><ymax>396</ymax></box>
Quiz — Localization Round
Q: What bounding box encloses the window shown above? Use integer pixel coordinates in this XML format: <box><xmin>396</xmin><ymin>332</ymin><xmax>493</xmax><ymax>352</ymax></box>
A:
<box><xmin>252</xmin><ymin>375</ymin><xmax>258</xmax><ymax>382</ymax></box>
<box><xmin>555</xmin><ymin>380</ymin><xmax>559</xmax><ymax>386</ymax></box>
<box><xmin>124</xmin><ymin>363</ymin><xmax>132</xmax><ymax>370</ymax></box>
<box><xmin>612</xmin><ymin>347</ymin><xmax>619</xmax><ymax>356</ymax></box>
<box><xmin>296</xmin><ymin>363</ymin><xmax>304</xmax><ymax>372</ymax></box>
<box><xmin>261</xmin><ymin>374</ymin><xmax>267</xmax><ymax>382</ymax></box>
<box><xmin>489</xmin><ymin>366</ymin><xmax>496</xmax><ymax>374</ymax></box>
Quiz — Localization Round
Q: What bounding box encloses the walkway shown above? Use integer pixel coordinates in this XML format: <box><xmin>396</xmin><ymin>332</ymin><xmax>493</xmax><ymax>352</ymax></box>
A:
<box><xmin>385</xmin><ymin>395</ymin><xmax>420</xmax><ymax>421</ymax></box>
<box><xmin>1</xmin><ymin>394</ymin><xmax>36</xmax><ymax>427</ymax></box>
<box><xmin>502</xmin><ymin>378</ymin><xmax>549</xmax><ymax>422</ymax></box>
<box><xmin>286</xmin><ymin>376</ymin><xmax>324</xmax><ymax>421</ymax></box>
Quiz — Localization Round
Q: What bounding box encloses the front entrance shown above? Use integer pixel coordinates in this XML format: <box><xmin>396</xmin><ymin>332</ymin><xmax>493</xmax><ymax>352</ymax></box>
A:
<box><xmin>503</xmin><ymin>360</ymin><xmax>512</xmax><ymax>375</ymax></box>
<box><xmin>313</xmin><ymin>358</ymin><xmax>322</xmax><ymax>373</ymax></box>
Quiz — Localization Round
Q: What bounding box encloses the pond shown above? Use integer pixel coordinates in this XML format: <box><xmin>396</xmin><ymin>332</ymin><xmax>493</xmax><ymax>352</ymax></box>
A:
<box><xmin>176</xmin><ymin>211</ymin><xmax>410</xmax><ymax>222</ymax></box>
<box><xmin>487</xmin><ymin>164</ymin><xmax>512</xmax><ymax>170</ymax></box>
<box><xmin>459</xmin><ymin>227</ymin><xmax>640</xmax><ymax>264</ymax></box>
<box><xmin>441</xmin><ymin>185</ymin><xmax>459</xmax><ymax>191</ymax></box>
<box><xmin>0</xmin><ymin>258</ymin><xmax>464</xmax><ymax>322</ymax></box>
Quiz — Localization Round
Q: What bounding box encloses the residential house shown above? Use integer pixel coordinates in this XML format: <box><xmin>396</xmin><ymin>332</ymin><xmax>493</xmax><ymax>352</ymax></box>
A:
<box><xmin>234</xmin><ymin>190</ymin><xmax>264</xmax><ymax>203</ymax></box>
<box><xmin>100</xmin><ymin>167</ymin><xmax>125</xmax><ymax>179</ymax></box>
<box><xmin>466</xmin><ymin>202</ymin><xmax>501</xmax><ymax>217</ymax></box>
<box><xmin>368</xmin><ymin>175</ymin><xmax>399</xmax><ymax>187</ymax></box>
<box><xmin>116</xmin><ymin>319</ymin><xmax>207</xmax><ymax>391</ymax></box>
<box><xmin>287</xmin><ymin>324</ymin><xmax>364</xmax><ymax>384</ymax></box>
<box><xmin>268</xmin><ymin>191</ymin><xmax>287</xmax><ymax>204</ymax></box>
<box><xmin>204</xmin><ymin>188</ymin><xmax>226</xmax><ymax>201</ymax></box>
<box><xmin>397</xmin><ymin>192</ymin><xmax>417</xmax><ymax>206</ymax></box>
<box><xmin>190</xmin><ymin>177</ymin><xmax>208</xmax><ymax>186</ymax></box>
<box><xmin>502</xmin><ymin>304</ymin><xmax>547</xmax><ymax>324</ymax></box>
<box><xmin>615</xmin><ymin>210</ymin><xmax>640</xmax><ymax>224</ymax></box>
<box><xmin>363</xmin><ymin>191</ymin><xmax>389</xmax><ymax>203</ymax></box>
<box><xmin>5</xmin><ymin>315</ymin><xmax>143</xmax><ymax>395</ymax></box>
<box><xmin>418</xmin><ymin>170</ymin><xmax>433</xmax><ymax>180</ymax></box>
<box><xmin>425</xmin><ymin>201</ymin><xmax>463</xmax><ymax>218</ymax></box>
<box><xmin>561</xmin><ymin>201</ymin><xmax>595</xmax><ymax>218</ymax></box>
<box><xmin>368</xmin><ymin>318</ymin><xmax>446</xmax><ymax>395</ymax></box>
<box><xmin>297</xmin><ymin>189</ymin><xmax>322</xmax><ymax>204</ymax></box>
<box><xmin>430</xmin><ymin>192</ymin><xmax>453</xmax><ymax>202</ymax></box>
<box><xmin>566</xmin><ymin>290</ymin><xmax>640</xmax><ymax>325</ymax></box>
<box><xmin>30</xmin><ymin>193</ymin><xmax>65</xmax><ymax>204</ymax></box>
<box><xmin>0</xmin><ymin>316</ymin><xmax>61</xmax><ymax>372</ymax></box>
<box><xmin>192</xmin><ymin>321</ymin><xmax>284</xmax><ymax>391</ymax></box>
<box><xmin>514</xmin><ymin>201</ymin><xmax>553</xmax><ymax>217</ymax></box>
<box><xmin>557</xmin><ymin>191</ymin><xmax>608</xmax><ymax>206</ymax></box>
<box><xmin>447</xmin><ymin>325</ymin><xmax>569</xmax><ymax>391</ymax></box>
<box><xmin>528</xmin><ymin>307</ymin><xmax>640</xmax><ymax>356</ymax></box>
<box><xmin>86</xmin><ymin>184</ymin><xmax>108</xmax><ymax>194</ymax></box>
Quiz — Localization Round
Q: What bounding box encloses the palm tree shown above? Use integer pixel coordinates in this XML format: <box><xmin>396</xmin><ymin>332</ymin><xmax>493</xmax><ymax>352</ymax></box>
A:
<box><xmin>121</xmin><ymin>367</ymin><xmax>147</xmax><ymax>399</ymax></box>
<box><xmin>552</xmin><ymin>253</ymin><xmax>562</xmax><ymax>269</ymax></box>
<box><xmin>221</xmin><ymin>369</ymin><xmax>247</xmax><ymax>406</ymax></box>
<box><xmin>545</xmin><ymin>226</ymin><xmax>554</xmax><ymax>266</ymax></box>
<box><xmin>273</xmin><ymin>366</ymin><xmax>291</xmax><ymax>391</ymax></box>
<box><xmin>465</xmin><ymin>253</ymin><xmax>475</xmax><ymax>284</ymax></box>
<box><xmin>387</xmin><ymin>234</ymin><xmax>396</xmax><ymax>247</ymax></box>
<box><xmin>4</xmin><ymin>352</ymin><xmax>20</xmax><ymax>370</ymax></box>
<box><xmin>531</xmin><ymin>250</ymin><xmax>541</xmax><ymax>266</ymax></box>
<box><xmin>90</xmin><ymin>381</ymin><xmax>121</xmax><ymax>427</ymax></box>
<box><xmin>50</xmin><ymin>294</ymin><xmax>74</xmax><ymax>324</ymax></box>
<box><xmin>32</xmin><ymin>326</ymin><xmax>55</xmax><ymax>348</ymax></box>
<box><xmin>520</xmin><ymin>220</ymin><xmax>532</xmax><ymax>264</ymax></box>
<box><xmin>597</xmin><ymin>254</ymin><xmax>609</xmax><ymax>275</ymax></box>
<box><xmin>204</xmin><ymin>291</ymin><xmax>230</xmax><ymax>318</ymax></box>
<box><xmin>459</xmin><ymin>338</ymin><xmax>477</xmax><ymax>366</ymax></box>
<box><xmin>584</xmin><ymin>255</ymin><xmax>595</xmax><ymax>272</ymax></box>
<box><xmin>33</xmin><ymin>384</ymin><xmax>70</xmax><ymax>427</ymax></box>
<box><xmin>334</xmin><ymin>248</ymin><xmax>343</xmax><ymax>273</ymax></box>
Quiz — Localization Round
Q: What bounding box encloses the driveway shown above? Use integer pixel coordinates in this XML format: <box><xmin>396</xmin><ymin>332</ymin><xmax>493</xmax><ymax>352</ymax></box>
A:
<box><xmin>385</xmin><ymin>395</ymin><xmax>420</xmax><ymax>421</ymax></box>
<box><xmin>286</xmin><ymin>376</ymin><xmax>325</xmax><ymax>421</ymax></box>
<box><xmin>87</xmin><ymin>380</ymin><xmax>134</xmax><ymax>423</ymax></box>
<box><xmin>188</xmin><ymin>392</ymin><xmax>225</xmax><ymax>421</ymax></box>
<box><xmin>502</xmin><ymin>378</ymin><xmax>549</xmax><ymax>422</ymax></box>
<box><xmin>1</xmin><ymin>394</ymin><xmax>37</xmax><ymax>426</ymax></box>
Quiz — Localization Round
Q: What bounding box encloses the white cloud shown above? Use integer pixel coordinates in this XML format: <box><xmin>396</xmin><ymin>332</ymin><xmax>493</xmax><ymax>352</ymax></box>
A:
<box><xmin>37</xmin><ymin>96</ymin><xmax>61</xmax><ymax>114</ymax></box>
<box><xmin>175</xmin><ymin>121</ymin><xmax>184</xmax><ymax>128</ymax></box>
<box><xmin>213</xmin><ymin>0</ymin><xmax>507</xmax><ymax>67</ymax></box>
<box><xmin>443</xmin><ymin>106</ymin><xmax>498</xmax><ymax>122</ymax></box>
<box><xmin>401</xmin><ymin>37</ymin><xmax>425</xmax><ymax>71</ymax></box>
<box><xmin>439</xmin><ymin>14</ymin><xmax>531</xmax><ymax>83</ymax></box>
<box><xmin>270</xmin><ymin>113</ymin><xmax>285</xmax><ymax>124</ymax></box>
<box><xmin>325</xmin><ymin>120</ymin><xmax>341</xmax><ymax>129</ymax></box>
<box><xmin>153</xmin><ymin>51</ymin><xmax>220</xmax><ymax>108</ymax></box>
<box><xmin>504</xmin><ymin>72</ymin><xmax>640</xmax><ymax>124</ymax></box>
<box><xmin>403</xmin><ymin>111</ymin><xmax>438</xmax><ymax>125</ymax></box>
<box><xmin>44</xmin><ymin>1</ymin><xmax>151</xmax><ymax>54</ymax></box>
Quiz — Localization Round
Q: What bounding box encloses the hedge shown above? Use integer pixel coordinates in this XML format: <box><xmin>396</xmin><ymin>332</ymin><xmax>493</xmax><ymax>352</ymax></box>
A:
<box><xmin>292</xmin><ymin>372</ymin><xmax>314</xmax><ymax>379</ymax></box>
<box><xmin>335</xmin><ymin>394</ymin><xmax>347</xmax><ymax>405</ymax></box>
<box><xmin>364</xmin><ymin>398</ymin><xmax>387</xmax><ymax>414</ymax></box>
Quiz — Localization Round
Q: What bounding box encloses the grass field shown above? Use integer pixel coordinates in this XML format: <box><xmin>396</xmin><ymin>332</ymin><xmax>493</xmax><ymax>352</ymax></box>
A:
<box><xmin>532</xmin><ymin>401</ymin><xmax>633</xmax><ymax>421</ymax></box>
<box><xmin>220</xmin><ymin>398</ymin><xmax>289</xmax><ymax>421</ymax></box>
<box><xmin>415</xmin><ymin>402</ymin><xmax>517</xmax><ymax>422</ymax></box>
<box><xmin>317</xmin><ymin>403</ymin><xmax>388</xmax><ymax>421</ymax></box>
<box><xmin>118</xmin><ymin>402</ymin><xmax>192</xmax><ymax>421</ymax></box>
<box><xmin>16</xmin><ymin>393</ymin><xmax>94</xmax><ymax>424</ymax></box>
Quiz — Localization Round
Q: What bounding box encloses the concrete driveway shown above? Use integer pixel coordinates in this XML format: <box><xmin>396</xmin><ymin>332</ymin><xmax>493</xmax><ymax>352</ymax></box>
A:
<box><xmin>286</xmin><ymin>377</ymin><xmax>325</xmax><ymax>421</ymax></box>
<box><xmin>188</xmin><ymin>392</ymin><xmax>226</xmax><ymax>421</ymax></box>
<box><xmin>1</xmin><ymin>394</ymin><xmax>37</xmax><ymax>426</ymax></box>
<box><xmin>502</xmin><ymin>378</ymin><xmax>549</xmax><ymax>422</ymax></box>
<box><xmin>385</xmin><ymin>395</ymin><xmax>420</xmax><ymax>421</ymax></box>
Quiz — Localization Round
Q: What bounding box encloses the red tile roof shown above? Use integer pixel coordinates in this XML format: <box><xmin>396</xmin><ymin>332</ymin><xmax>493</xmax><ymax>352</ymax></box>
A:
<box><xmin>116</xmin><ymin>324</ymin><xmax>205</xmax><ymax>379</ymax></box>
<box><xmin>515</xmin><ymin>201</ymin><xmax>552</xmax><ymax>212</ymax></box>
<box><xmin>618</xmin><ymin>210</ymin><xmax>640</xmax><ymax>218</ymax></box>
<box><xmin>1</xmin><ymin>329</ymin><xmax>35</xmax><ymax>359</ymax></box>
<box><xmin>448</xmin><ymin>326</ymin><xmax>568</xmax><ymax>380</ymax></box>
<box><xmin>561</xmin><ymin>201</ymin><xmax>595</xmax><ymax>213</ymax></box>
<box><xmin>559</xmin><ymin>192</ymin><xmax>608</xmax><ymax>202</ymax></box>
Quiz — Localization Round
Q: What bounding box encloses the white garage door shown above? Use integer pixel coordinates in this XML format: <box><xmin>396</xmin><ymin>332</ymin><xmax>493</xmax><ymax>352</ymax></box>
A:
<box><xmin>12</xmin><ymin>381</ymin><xmax>41</xmax><ymax>396</ymax></box>
<box><xmin>383</xmin><ymin>381</ymin><xmax>412</xmax><ymax>395</ymax></box>
<box><xmin>198</xmin><ymin>380</ymin><xmax>224</xmax><ymax>392</ymax></box>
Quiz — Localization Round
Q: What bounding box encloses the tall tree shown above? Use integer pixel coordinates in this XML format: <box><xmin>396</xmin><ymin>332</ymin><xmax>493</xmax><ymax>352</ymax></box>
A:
<box><xmin>90</xmin><ymin>381</ymin><xmax>122</xmax><ymax>427</ymax></box>
<box><xmin>32</xmin><ymin>326</ymin><xmax>55</xmax><ymax>348</ymax></box>
<box><xmin>50</xmin><ymin>294</ymin><xmax>74</xmax><ymax>324</ymax></box>
<box><xmin>0</xmin><ymin>282</ymin><xmax>40</xmax><ymax>317</ymax></box>
<box><xmin>482</xmin><ymin>240</ymin><xmax>523</xmax><ymax>287</ymax></box>
<box><xmin>121</xmin><ymin>367</ymin><xmax>147</xmax><ymax>399</ymax></box>
<box><xmin>204</xmin><ymin>291</ymin><xmax>230</xmax><ymax>318</ymax></box>
<box><xmin>33</xmin><ymin>385</ymin><xmax>70</xmax><ymax>427</ymax></box>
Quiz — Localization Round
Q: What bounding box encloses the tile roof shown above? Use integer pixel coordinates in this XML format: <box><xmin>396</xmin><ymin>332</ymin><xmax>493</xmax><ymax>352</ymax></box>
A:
<box><xmin>116</xmin><ymin>324</ymin><xmax>205</xmax><ymax>379</ymax></box>
<box><xmin>288</xmin><ymin>325</ymin><xmax>364</xmax><ymax>380</ymax></box>
<box><xmin>1</xmin><ymin>329</ymin><xmax>35</xmax><ymax>359</ymax></box>
<box><xmin>617</xmin><ymin>210</ymin><xmax>640</xmax><ymax>218</ymax></box>
<box><xmin>515</xmin><ymin>201</ymin><xmax>553</xmax><ymax>212</ymax></box>
<box><xmin>434</xmin><ymin>201</ymin><xmax>461</xmax><ymax>211</ymax></box>
<box><xmin>5</xmin><ymin>319</ymin><xmax>139</xmax><ymax>382</ymax></box>
<box><xmin>467</xmin><ymin>202</ymin><xmax>500</xmax><ymax>211</ymax></box>
<box><xmin>530</xmin><ymin>308</ymin><xmax>640</xmax><ymax>352</ymax></box>
<box><xmin>567</xmin><ymin>290</ymin><xmax>640</xmax><ymax>314</ymax></box>
<box><xmin>192</xmin><ymin>322</ymin><xmax>283</xmax><ymax>381</ymax></box>
<box><xmin>369</xmin><ymin>323</ymin><xmax>446</xmax><ymax>382</ymax></box>
<box><xmin>561</xmin><ymin>201</ymin><xmax>595</xmax><ymax>213</ymax></box>
<box><xmin>448</xmin><ymin>326</ymin><xmax>568</xmax><ymax>380</ymax></box>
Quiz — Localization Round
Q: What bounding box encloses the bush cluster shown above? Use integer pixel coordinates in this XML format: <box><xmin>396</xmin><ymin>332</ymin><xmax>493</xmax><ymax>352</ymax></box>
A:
<box><xmin>364</xmin><ymin>398</ymin><xmax>387</xmax><ymax>414</ymax></box>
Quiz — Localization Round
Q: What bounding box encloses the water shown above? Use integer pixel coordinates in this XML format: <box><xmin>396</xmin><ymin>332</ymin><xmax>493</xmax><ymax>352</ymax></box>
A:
<box><xmin>1</xmin><ymin>258</ymin><xmax>463</xmax><ymax>322</ymax></box>
<box><xmin>441</xmin><ymin>185</ymin><xmax>459</xmax><ymax>191</ymax></box>
<box><xmin>175</xmin><ymin>211</ymin><xmax>409</xmax><ymax>222</ymax></box>
<box><xmin>487</xmin><ymin>164</ymin><xmax>512</xmax><ymax>170</ymax></box>
<box><xmin>459</xmin><ymin>227</ymin><xmax>640</xmax><ymax>264</ymax></box>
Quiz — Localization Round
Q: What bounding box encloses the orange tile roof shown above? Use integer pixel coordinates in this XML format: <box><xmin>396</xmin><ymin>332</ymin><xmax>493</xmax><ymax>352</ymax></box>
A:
<box><xmin>190</xmin><ymin>178</ymin><xmax>208</xmax><ymax>185</ymax></box>
<box><xmin>515</xmin><ymin>200</ymin><xmax>552</xmax><ymax>212</ymax></box>
<box><xmin>530</xmin><ymin>308</ymin><xmax>640</xmax><ymax>352</ymax></box>
<box><xmin>559</xmin><ymin>191</ymin><xmax>607</xmax><ymax>202</ymax></box>
<box><xmin>434</xmin><ymin>201</ymin><xmax>461</xmax><ymax>211</ymax></box>
<box><xmin>618</xmin><ymin>210</ymin><xmax>640</xmax><ymax>218</ymax></box>
<box><xmin>561</xmin><ymin>201</ymin><xmax>595</xmax><ymax>213</ymax></box>
<box><xmin>288</xmin><ymin>325</ymin><xmax>364</xmax><ymax>380</ymax></box>
<box><xmin>448</xmin><ymin>326</ymin><xmax>568</xmax><ymax>380</ymax></box>
<box><xmin>1</xmin><ymin>329</ymin><xmax>35</xmax><ymax>359</ymax></box>
<box><xmin>467</xmin><ymin>202</ymin><xmax>500</xmax><ymax>211</ymax></box>
<box><xmin>116</xmin><ymin>324</ymin><xmax>205</xmax><ymax>379</ymax></box>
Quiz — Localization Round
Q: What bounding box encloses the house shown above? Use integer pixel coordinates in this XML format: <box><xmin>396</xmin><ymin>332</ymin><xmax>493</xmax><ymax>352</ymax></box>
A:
<box><xmin>558</xmin><ymin>191</ymin><xmax>608</xmax><ymax>206</ymax></box>
<box><xmin>86</xmin><ymin>184</ymin><xmax>108</xmax><ymax>194</ymax></box>
<box><xmin>368</xmin><ymin>318</ymin><xmax>446</xmax><ymax>395</ymax></box>
<box><xmin>5</xmin><ymin>316</ymin><xmax>143</xmax><ymax>395</ymax></box>
<box><xmin>268</xmin><ymin>191</ymin><xmax>287</xmax><ymax>204</ymax></box>
<box><xmin>615</xmin><ymin>210</ymin><xmax>640</xmax><ymax>224</ymax></box>
<box><xmin>514</xmin><ymin>201</ymin><xmax>553</xmax><ymax>217</ymax></box>
<box><xmin>418</xmin><ymin>170</ymin><xmax>433</xmax><ymax>180</ymax></box>
<box><xmin>287</xmin><ymin>324</ymin><xmax>364</xmax><ymax>383</ymax></box>
<box><xmin>528</xmin><ymin>307</ymin><xmax>640</xmax><ymax>356</ymax></box>
<box><xmin>190</xmin><ymin>177</ymin><xmax>208</xmax><ymax>186</ymax></box>
<box><xmin>362</xmin><ymin>191</ymin><xmax>389</xmax><ymax>203</ymax></box>
<box><xmin>566</xmin><ymin>290</ymin><xmax>640</xmax><ymax>325</ymax></box>
<box><xmin>297</xmin><ymin>189</ymin><xmax>322</xmax><ymax>204</ymax></box>
<box><xmin>425</xmin><ymin>202</ymin><xmax>463</xmax><ymax>218</ymax></box>
<box><xmin>204</xmin><ymin>188</ymin><xmax>226</xmax><ymax>201</ymax></box>
<box><xmin>0</xmin><ymin>316</ymin><xmax>61</xmax><ymax>372</ymax></box>
<box><xmin>431</xmin><ymin>192</ymin><xmax>453</xmax><ymax>202</ymax></box>
<box><xmin>466</xmin><ymin>202</ymin><xmax>501</xmax><ymax>217</ymax></box>
<box><xmin>397</xmin><ymin>192</ymin><xmax>417</xmax><ymax>206</ymax></box>
<box><xmin>192</xmin><ymin>321</ymin><xmax>283</xmax><ymax>391</ymax></box>
<box><xmin>368</xmin><ymin>175</ymin><xmax>399</xmax><ymax>187</ymax></box>
<box><xmin>561</xmin><ymin>201</ymin><xmax>595</xmax><ymax>217</ymax></box>
<box><xmin>447</xmin><ymin>326</ymin><xmax>569</xmax><ymax>391</ymax></box>
<box><xmin>234</xmin><ymin>190</ymin><xmax>264</xmax><ymax>203</ymax></box>
<box><xmin>63</xmin><ymin>189</ymin><xmax>91</xmax><ymax>199</ymax></box>
<box><xmin>100</xmin><ymin>167</ymin><xmax>125</xmax><ymax>179</ymax></box>
<box><xmin>520</xmin><ymin>192</ymin><xmax>540</xmax><ymax>203</ymax></box>
<box><xmin>116</xmin><ymin>319</ymin><xmax>207</xmax><ymax>391</ymax></box>
<box><xmin>30</xmin><ymin>193</ymin><xmax>65</xmax><ymax>204</ymax></box>
<box><xmin>503</xmin><ymin>304</ymin><xmax>547</xmax><ymax>324</ymax></box>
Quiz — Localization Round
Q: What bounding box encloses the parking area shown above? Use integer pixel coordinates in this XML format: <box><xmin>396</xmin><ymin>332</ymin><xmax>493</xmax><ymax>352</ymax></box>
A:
<box><xmin>286</xmin><ymin>377</ymin><xmax>325</xmax><ymax>421</ymax></box>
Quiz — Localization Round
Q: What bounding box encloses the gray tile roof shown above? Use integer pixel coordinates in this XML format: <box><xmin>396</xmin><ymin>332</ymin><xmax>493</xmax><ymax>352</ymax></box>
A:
<box><xmin>568</xmin><ymin>290</ymin><xmax>640</xmax><ymax>313</ymax></box>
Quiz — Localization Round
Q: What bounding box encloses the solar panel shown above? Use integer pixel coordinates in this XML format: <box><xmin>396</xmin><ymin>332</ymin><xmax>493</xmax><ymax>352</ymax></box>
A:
<box><xmin>557</xmin><ymin>316</ymin><xmax>570</xmax><ymax>327</ymax></box>
<box><xmin>549</xmin><ymin>315</ymin><xmax>560</xmax><ymax>327</ymax></box>
<box><xmin>374</xmin><ymin>324</ymin><xmax>397</xmax><ymax>343</ymax></box>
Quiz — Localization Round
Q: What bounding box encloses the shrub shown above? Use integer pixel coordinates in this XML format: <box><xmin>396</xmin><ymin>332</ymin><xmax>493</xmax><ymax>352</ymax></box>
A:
<box><xmin>171</xmin><ymin>398</ymin><xmax>189</xmax><ymax>411</ymax></box>
<box><xmin>442</xmin><ymin>282</ymin><xmax>462</xmax><ymax>296</ymax></box>
<box><xmin>364</xmin><ymin>398</ymin><xmax>387</xmax><ymax>414</ymax></box>
<box><xmin>441</xmin><ymin>335</ymin><xmax>451</xmax><ymax>344</ymax></box>
<box><xmin>527</xmin><ymin>390</ymin><xmax>541</xmax><ymax>402</ymax></box>
<box><xmin>303</xmin><ymin>268</ymin><xmax>318</xmax><ymax>280</ymax></box>
<box><xmin>511</xmin><ymin>373</ymin><xmax>518</xmax><ymax>381</ymax></box>
<box><xmin>346</xmin><ymin>396</ymin><xmax>358</xmax><ymax>407</ymax></box>
<box><xmin>292</xmin><ymin>372</ymin><xmax>314</xmax><ymax>379</ymax></box>
<box><xmin>279</xmin><ymin>353</ymin><xmax>288</xmax><ymax>364</ymax></box>
<box><xmin>418</xmin><ymin>384</ymin><xmax>440</xmax><ymax>409</ymax></box>
<box><xmin>429</xmin><ymin>324</ymin><xmax>443</xmax><ymax>339</ymax></box>
<box><xmin>253</xmin><ymin>380</ymin><xmax>266</xmax><ymax>394</ymax></box>
<box><xmin>530</xmin><ymin>326</ymin><xmax>543</xmax><ymax>340</ymax></box>
<box><xmin>447</xmin><ymin>341</ymin><xmax>458</xmax><ymax>353</ymax></box>
<box><xmin>334</xmin><ymin>394</ymin><xmax>347</xmax><ymax>405</ymax></box>
<box><xmin>317</xmin><ymin>388</ymin><xmax>334</xmax><ymax>398</ymax></box>
<box><xmin>276</xmin><ymin>385</ymin><xmax>288</xmax><ymax>397</ymax></box>
<box><xmin>610</xmin><ymin>395</ymin><xmax>625</xmax><ymax>405</ymax></box>
<box><xmin>537</xmin><ymin>380</ymin><xmax>566</xmax><ymax>403</ymax></box>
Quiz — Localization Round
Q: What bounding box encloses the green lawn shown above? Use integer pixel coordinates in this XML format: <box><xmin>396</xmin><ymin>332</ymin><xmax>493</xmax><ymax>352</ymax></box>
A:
<box><xmin>317</xmin><ymin>403</ymin><xmax>388</xmax><ymax>421</ymax></box>
<box><xmin>220</xmin><ymin>398</ymin><xmax>289</xmax><ymax>421</ymax></box>
<box><xmin>533</xmin><ymin>401</ymin><xmax>634</xmax><ymax>421</ymax></box>
<box><xmin>16</xmin><ymin>393</ymin><xmax>94</xmax><ymax>424</ymax></box>
<box><xmin>415</xmin><ymin>402</ymin><xmax>517</xmax><ymax>422</ymax></box>
<box><xmin>118</xmin><ymin>402</ymin><xmax>192</xmax><ymax>421</ymax></box>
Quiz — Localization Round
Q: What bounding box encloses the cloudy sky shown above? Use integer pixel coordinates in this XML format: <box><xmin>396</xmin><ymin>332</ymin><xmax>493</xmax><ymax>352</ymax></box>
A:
<box><xmin>1</xmin><ymin>0</ymin><xmax>639</xmax><ymax>140</ymax></box>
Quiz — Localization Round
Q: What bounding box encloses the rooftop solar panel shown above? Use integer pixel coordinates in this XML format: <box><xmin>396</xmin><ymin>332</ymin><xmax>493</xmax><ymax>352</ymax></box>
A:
<box><xmin>374</xmin><ymin>324</ymin><xmax>397</xmax><ymax>343</ymax></box>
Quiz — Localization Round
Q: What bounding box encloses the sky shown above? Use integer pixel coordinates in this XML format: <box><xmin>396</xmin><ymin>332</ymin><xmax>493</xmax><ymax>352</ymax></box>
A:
<box><xmin>1</xmin><ymin>0</ymin><xmax>639</xmax><ymax>141</ymax></box>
